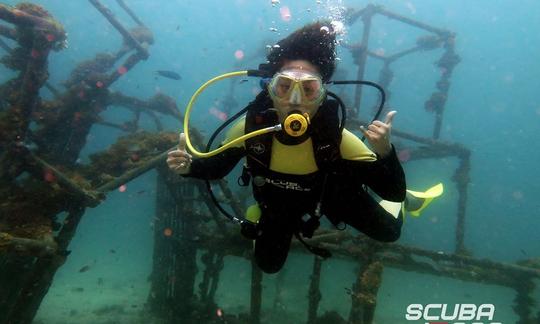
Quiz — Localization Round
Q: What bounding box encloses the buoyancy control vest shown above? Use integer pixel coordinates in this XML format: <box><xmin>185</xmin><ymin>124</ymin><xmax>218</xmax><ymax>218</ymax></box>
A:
<box><xmin>244</xmin><ymin>91</ymin><xmax>342</xmax><ymax>175</ymax></box>
<box><xmin>240</xmin><ymin>91</ymin><xmax>343</xmax><ymax>215</ymax></box>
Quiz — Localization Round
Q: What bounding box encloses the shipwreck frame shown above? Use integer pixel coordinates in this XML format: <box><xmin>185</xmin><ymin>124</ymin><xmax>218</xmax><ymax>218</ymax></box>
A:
<box><xmin>0</xmin><ymin>1</ymin><xmax>538</xmax><ymax>324</ymax></box>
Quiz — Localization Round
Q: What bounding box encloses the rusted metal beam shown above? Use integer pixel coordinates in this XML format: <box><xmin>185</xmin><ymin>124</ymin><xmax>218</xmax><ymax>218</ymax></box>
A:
<box><xmin>26</xmin><ymin>150</ymin><xmax>102</xmax><ymax>206</ymax></box>
<box><xmin>454</xmin><ymin>153</ymin><xmax>471</xmax><ymax>254</ymax></box>
<box><xmin>0</xmin><ymin>232</ymin><xmax>57</xmax><ymax>257</ymax></box>
<box><xmin>307</xmin><ymin>257</ymin><xmax>323</xmax><ymax>324</ymax></box>
<box><xmin>96</xmin><ymin>148</ymin><xmax>170</xmax><ymax>193</ymax></box>
<box><xmin>0</xmin><ymin>4</ymin><xmax>65</xmax><ymax>38</ymax></box>
<box><xmin>88</xmin><ymin>0</ymin><xmax>149</xmax><ymax>59</ymax></box>
<box><xmin>0</xmin><ymin>24</ymin><xmax>16</xmax><ymax>40</ymax></box>
<box><xmin>377</xmin><ymin>6</ymin><xmax>451</xmax><ymax>36</ymax></box>
<box><xmin>351</xmin><ymin>5</ymin><xmax>376</xmax><ymax>116</ymax></box>
<box><xmin>250</xmin><ymin>260</ymin><xmax>263</xmax><ymax>324</ymax></box>
<box><xmin>116</xmin><ymin>0</ymin><xmax>145</xmax><ymax>26</ymax></box>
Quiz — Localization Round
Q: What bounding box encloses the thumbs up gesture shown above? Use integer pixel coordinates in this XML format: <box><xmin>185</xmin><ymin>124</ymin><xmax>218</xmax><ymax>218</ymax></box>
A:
<box><xmin>167</xmin><ymin>133</ymin><xmax>193</xmax><ymax>175</ymax></box>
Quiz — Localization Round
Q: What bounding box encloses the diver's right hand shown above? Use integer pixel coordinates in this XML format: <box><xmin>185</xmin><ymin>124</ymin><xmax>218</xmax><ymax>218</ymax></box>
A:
<box><xmin>167</xmin><ymin>133</ymin><xmax>192</xmax><ymax>175</ymax></box>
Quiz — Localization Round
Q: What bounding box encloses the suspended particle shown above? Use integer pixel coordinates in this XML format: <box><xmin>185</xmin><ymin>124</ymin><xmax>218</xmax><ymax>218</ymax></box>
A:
<box><xmin>31</xmin><ymin>49</ymin><xmax>40</xmax><ymax>58</ymax></box>
<box><xmin>163</xmin><ymin>228</ymin><xmax>173</xmax><ymax>236</ymax></box>
<box><xmin>280</xmin><ymin>6</ymin><xmax>291</xmax><ymax>22</ymax></box>
<box><xmin>43</xmin><ymin>169</ymin><xmax>56</xmax><ymax>182</ymax></box>
<box><xmin>397</xmin><ymin>149</ymin><xmax>411</xmax><ymax>162</ymax></box>
<box><xmin>234</xmin><ymin>49</ymin><xmax>245</xmax><ymax>60</ymax></box>
<box><xmin>117</xmin><ymin>66</ymin><xmax>128</xmax><ymax>75</ymax></box>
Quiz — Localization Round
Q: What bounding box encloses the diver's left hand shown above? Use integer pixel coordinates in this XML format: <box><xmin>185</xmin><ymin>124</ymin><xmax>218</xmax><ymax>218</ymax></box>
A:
<box><xmin>360</xmin><ymin>110</ymin><xmax>396</xmax><ymax>158</ymax></box>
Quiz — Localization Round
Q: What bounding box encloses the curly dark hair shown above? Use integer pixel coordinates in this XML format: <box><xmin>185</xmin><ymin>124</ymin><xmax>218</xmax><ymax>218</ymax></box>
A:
<box><xmin>264</xmin><ymin>21</ymin><xmax>337</xmax><ymax>82</ymax></box>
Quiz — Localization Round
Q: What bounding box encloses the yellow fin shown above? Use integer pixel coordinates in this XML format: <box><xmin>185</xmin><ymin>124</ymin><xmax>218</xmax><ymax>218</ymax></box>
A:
<box><xmin>406</xmin><ymin>183</ymin><xmax>444</xmax><ymax>217</ymax></box>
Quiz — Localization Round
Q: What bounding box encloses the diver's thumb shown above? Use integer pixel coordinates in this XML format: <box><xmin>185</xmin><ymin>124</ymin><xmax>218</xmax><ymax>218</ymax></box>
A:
<box><xmin>178</xmin><ymin>133</ymin><xmax>187</xmax><ymax>152</ymax></box>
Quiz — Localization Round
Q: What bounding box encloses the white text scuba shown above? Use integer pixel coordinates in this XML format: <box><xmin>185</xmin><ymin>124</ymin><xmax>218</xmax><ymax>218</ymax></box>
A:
<box><xmin>405</xmin><ymin>303</ymin><xmax>501</xmax><ymax>324</ymax></box>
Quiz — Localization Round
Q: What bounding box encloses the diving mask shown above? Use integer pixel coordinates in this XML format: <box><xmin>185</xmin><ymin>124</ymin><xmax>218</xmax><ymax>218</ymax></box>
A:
<box><xmin>268</xmin><ymin>70</ymin><xmax>326</xmax><ymax>106</ymax></box>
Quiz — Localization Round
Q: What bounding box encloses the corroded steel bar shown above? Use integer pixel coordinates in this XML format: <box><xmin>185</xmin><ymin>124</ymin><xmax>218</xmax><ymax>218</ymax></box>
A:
<box><xmin>0</xmin><ymin>24</ymin><xmax>16</xmax><ymax>40</ymax></box>
<box><xmin>352</xmin><ymin>8</ymin><xmax>375</xmax><ymax>116</ymax></box>
<box><xmin>96</xmin><ymin>148</ymin><xmax>170</xmax><ymax>192</ymax></box>
<box><xmin>307</xmin><ymin>257</ymin><xmax>322</xmax><ymax>324</ymax></box>
<box><xmin>0</xmin><ymin>232</ymin><xmax>57</xmax><ymax>256</ymax></box>
<box><xmin>345</xmin><ymin>237</ymin><xmax>540</xmax><ymax>279</ymax></box>
<box><xmin>347</xmin><ymin>116</ymin><xmax>470</xmax><ymax>154</ymax></box>
<box><xmin>104</xmin><ymin>52</ymin><xmax>144</xmax><ymax>86</ymax></box>
<box><xmin>27</xmin><ymin>151</ymin><xmax>101</xmax><ymax>205</ymax></box>
<box><xmin>0</xmin><ymin>4</ymin><xmax>64</xmax><ymax>37</ymax></box>
<box><xmin>386</xmin><ymin>45</ymin><xmax>422</xmax><ymax>62</ymax></box>
<box><xmin>88</xmin><ymin>0</ymin><xmax>149</xmax><ymax>59</ymax></box>
<box><xmin>116</xmin><ymin>0</ymin><xmax>144</xmax><ymax>26</ymax></box>
<box><xmin>377</xmin><ymin>6</ymin><xmax>450</xmax><ymax>36</ymax></box>
<box><xmin>454</xmin><ymin>153</ymin><xmax>471</xmax><ymax>254</ymax></box>
<box><xmin>199</xmin><ymin>231</ymin><xmax>540</xmax><ymax>281</ymax></box>
<box><xmin>250</xmin><ymin>260</ymin><xmax>262</xmax><ymax>324</ymax></box>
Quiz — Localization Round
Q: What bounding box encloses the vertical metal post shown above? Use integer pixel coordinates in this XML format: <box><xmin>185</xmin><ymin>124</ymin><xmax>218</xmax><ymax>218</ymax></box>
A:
<box><xmin>307</xmin><ymin>257</ymin><xmax>323</xmax><ymax>323</ymax></box>
<box><xmin>454</xmin><ymin>152</ymin><xmax>470</xmax><ymax>255</ymax></box>
<box><xmin>250</xmin><ymin>260</ymin><xmax>263</xmax><ymax>324</ymax></box>
<box><xmin>352</xmin><ymin>5</ymin><xmax>376</xmax><ymax>116</ymax></box>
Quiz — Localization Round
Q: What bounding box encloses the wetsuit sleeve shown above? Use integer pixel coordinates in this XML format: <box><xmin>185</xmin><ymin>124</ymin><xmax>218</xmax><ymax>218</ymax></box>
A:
<box><xmin>183</xmin><ymin>119</ymin><xmax>246</xmax><ymax>180</ymax></box>
<box><xmin>338</xmin><ymin>130</ymin><xmax>406</xmax><ymax>202</ymax></box>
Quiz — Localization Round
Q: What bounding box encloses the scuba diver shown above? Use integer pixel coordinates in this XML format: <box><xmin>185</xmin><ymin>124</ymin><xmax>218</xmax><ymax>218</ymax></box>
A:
<box><xmin>167</xmin><ymin>21</ymin><xmax>443</xmax><ymax>274</ymax></box>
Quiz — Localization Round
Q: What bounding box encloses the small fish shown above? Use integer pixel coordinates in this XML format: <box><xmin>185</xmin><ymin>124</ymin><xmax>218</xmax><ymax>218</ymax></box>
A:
<box><xmin>79</xmin><ymin>265</ymin><xmax>91</xmax><ymax>273</ymax></box>
<box><xmin>137</xmin><ymin>190</ymin><xmax>146</xmax><ymax>195</ymax></box>
<box><xmin>520</xmin><ymin>249</ymin><xmax>527</xmax><ymax>256</ymax></box>
<box><xmin>109</xmin><ymin>249</ymin><xmax>116</xmax><ymax>254</ymax></box>
<box><xmin>155</xmin><ymin>70</ymin><xmax>182</xmax><ymax>80</ymax></box>
<box><xmin>239</xmin><ymin>79</ymin><xmax>248</xmax><ymax>84</ymax></box>
<box><xmin>176</xmin><ymin>25</ymin><xmax>180</xmax><ymax>31</ymax></box>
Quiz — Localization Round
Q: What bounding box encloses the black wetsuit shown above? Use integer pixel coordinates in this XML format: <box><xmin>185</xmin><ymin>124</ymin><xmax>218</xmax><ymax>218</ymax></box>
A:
<box><xmin>185</xmin><ymin>96</ymin><xmax>406</xmax><ymax>273</ymax></box>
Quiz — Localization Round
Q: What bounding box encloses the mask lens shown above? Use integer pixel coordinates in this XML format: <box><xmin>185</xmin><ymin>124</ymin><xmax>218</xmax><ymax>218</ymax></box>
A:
<box><xmin>301</xmin><ymin>79</ymin><xmax>322</xmax><ymax>101</ymax></box>
<box><xmin>274</xmin><ymin>76</ymin><xmax>293</xmax><ymax>98</ymax></box>
<box><xmin>269</xmin><ymin>71</ymin><xmax>324</xmax><ymax>104</ymax></box>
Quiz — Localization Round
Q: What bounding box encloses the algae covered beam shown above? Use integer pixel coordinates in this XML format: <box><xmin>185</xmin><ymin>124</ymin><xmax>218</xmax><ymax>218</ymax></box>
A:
<box><xmin>25</xmin><ymin>150</ymin><xmax>103</xmax><ymax>206</ymax></box>
<box><xmin>0</xmin><ymin>4</ymin><xmax>65</xmax><ymax>38</ymax></box>
<box><xmin>96</xmin><ymin>149</ymin><xmax>171</xmax><ymax>193</ymax></box>
<box><xmin>0</xmin><ymin>232</ymin><xmax>57</xmax><ymax>257</ymax></box>
<box><xmin>0</xmin><ymin>24</ymin><xmax>16</xmax><ymax>40</ymax></box>
<box><xmin>88</xmin><ymin>0</ymin><xmax>149</xmax><ymax>59</ymax></box>
<box><xmin>0</xmin><ymin>36</ymin><xmax>11</xmax><ymax>51</ymax></box>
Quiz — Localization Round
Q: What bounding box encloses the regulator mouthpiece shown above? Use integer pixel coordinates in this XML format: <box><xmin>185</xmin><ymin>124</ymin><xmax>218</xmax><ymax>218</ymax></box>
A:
<box><xmin>282</xmin><ymin>112</ymin><xmax>310</xmax><ymax>137</ymax></box>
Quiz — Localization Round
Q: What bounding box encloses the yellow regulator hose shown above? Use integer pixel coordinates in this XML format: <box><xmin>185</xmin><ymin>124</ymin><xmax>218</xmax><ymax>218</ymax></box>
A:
<box><xmin>183</xmin><ymin>70</ymin><xmax>281</xmax><ymax>158</ymax></box>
